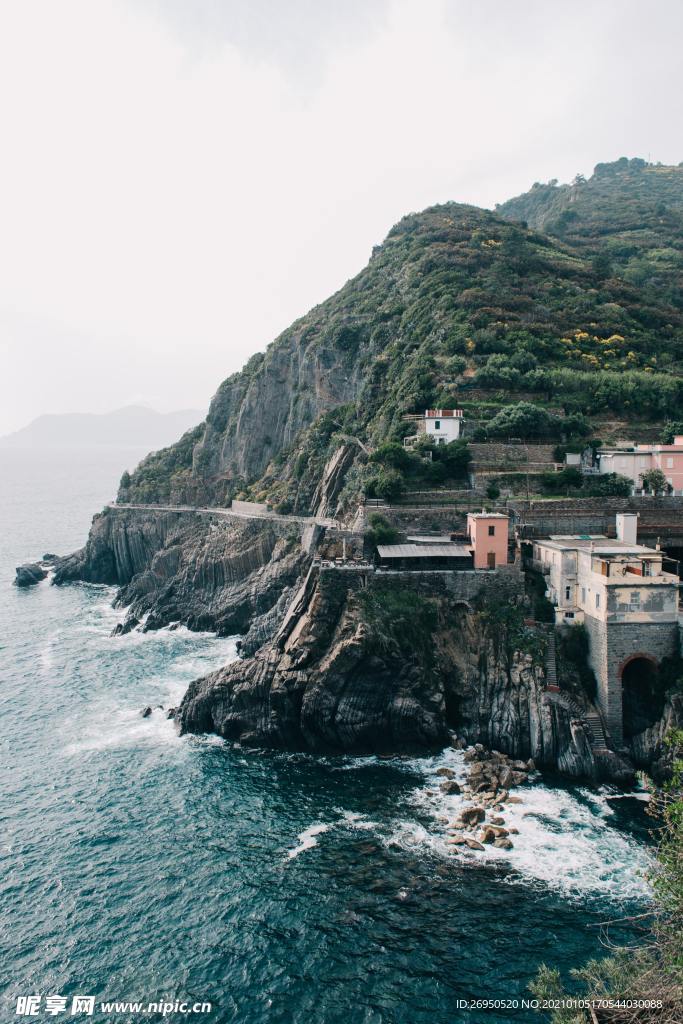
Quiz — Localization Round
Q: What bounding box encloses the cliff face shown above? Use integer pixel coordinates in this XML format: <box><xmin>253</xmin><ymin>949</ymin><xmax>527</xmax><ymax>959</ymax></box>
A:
<box><xmin>178</xmin><ymin>565</ymin><xmax>632</xmax><ymax>780</ymax></box>
<box><xmin>53</xmin><ymin>509</ymin><xmax>309</xmax><ymax>636</ymax></box>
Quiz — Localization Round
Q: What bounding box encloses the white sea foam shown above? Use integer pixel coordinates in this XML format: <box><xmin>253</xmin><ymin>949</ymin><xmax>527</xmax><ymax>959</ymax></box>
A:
<box><xmin>287</xmin><ymin>823</ymin><xmax>330</xmax><ymax>859</ymax></box>
<box><xmin>388</xmin><ymin>749</ymin><xmax>653</xmax><ymax>901</ymax></box>
<box><xmin>63</xmin><ymin>702</ymin><xmax>181</xmax><ymax>755</ymax></box>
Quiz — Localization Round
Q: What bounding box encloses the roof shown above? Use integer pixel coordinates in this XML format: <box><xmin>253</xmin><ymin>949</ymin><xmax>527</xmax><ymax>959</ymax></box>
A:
<box><xmin>424</xmin><ymin>409</ymin><xmax>463</xmax><ymax>418</ymax></box>
<box><xmin>468</xmin><ymin>512</ymin><xmax>510</xmax><ymax>520</ymax></box>
<box><xmin>406</xmin><ymin>535</ymin><xmax>453</xmax><ymax>544</ymax></box>
<box><xmin>376</xmin><ymin>543</ymin><xmax>472</xmax><ymax>559</ymax></box>
<box><xmin>536</xmin><ymin>535</ymin><xmax>660</xmax><ymax>556</ymax></box>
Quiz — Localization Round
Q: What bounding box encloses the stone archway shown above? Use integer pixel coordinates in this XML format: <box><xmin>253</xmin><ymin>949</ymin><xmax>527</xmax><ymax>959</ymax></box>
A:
<box><xmin>620</xmin><ymin>653</ymin><xmax>665</xmax><ymax>739</ymax></box>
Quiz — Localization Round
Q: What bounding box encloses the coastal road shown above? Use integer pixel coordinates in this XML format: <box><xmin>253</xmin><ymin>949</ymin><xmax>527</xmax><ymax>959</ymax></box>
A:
<box><xmin>108</xmin><ymin>503</ymin><xmax>340</xmax><ymax>530</ymax></box>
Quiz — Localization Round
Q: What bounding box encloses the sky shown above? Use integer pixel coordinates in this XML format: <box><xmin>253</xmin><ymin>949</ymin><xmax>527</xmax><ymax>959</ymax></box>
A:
<box><xmin>0</xmin><ymin>0</ymin><xmax>681</xmax><ymax>435</ymax></box>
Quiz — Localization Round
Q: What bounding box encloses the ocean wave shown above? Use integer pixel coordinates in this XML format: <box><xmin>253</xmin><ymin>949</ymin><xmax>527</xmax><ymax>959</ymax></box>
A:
<box><xmin>387</xmin><ymin>749</ymin><xmax>653</xmax><ymax>901</ymax></box>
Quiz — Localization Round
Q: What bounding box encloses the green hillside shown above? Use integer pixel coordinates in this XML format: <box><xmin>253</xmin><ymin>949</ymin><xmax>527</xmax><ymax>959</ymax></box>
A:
<box><xmin>121</xmin><ymin>159</ymin><xmax>683</xmax><ymax>512</ymax></box>
<box><xmin>497</xmin><ymin>157</ymin><xmax>683</xmax><ymax>310</ymax></box>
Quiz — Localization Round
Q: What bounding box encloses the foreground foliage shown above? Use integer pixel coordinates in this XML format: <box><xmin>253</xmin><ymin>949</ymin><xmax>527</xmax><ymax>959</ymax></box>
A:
<box><xmin>532</xmin><ymin>730</ymin><xmax>683</xmax><ymax>1022</ymax></box>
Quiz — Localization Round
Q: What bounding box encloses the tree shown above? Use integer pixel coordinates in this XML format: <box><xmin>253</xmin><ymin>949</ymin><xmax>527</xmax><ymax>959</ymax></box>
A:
<box><xmin>486</xmin><ymin>480</ymin><xmax>501</xmax><ymax>500</ymax></box>
<box><xmin>660</xmin><ymin>421</ymin><xmax>683</xmax><ymax>444</ymax></box>
<box><xmin>485</xmin><ymin>402</ymin><xmax>552</xmax><ymax>439</ymax></box>
<box><xmin>366</xmin><ymin>513</ymin><xmax>400</xmax><ymax>546</ymax></box>
<box><xmin>585</xmin><ymin>473</ymin><xmax>632</xmax><ymax>497</ymax></box>
<box><xmin>641</xmin><ymin>468</ymin><xmax>669</xmax><ymax>495</ymax></box>
<box><xmin>374</xmin><ymin>468</ymin><xmax>405</xmax><ymax>502</ymax></box>
<box><xmin>370</xmin><ymin>442</ymin><xmax>411</xmax><ymax>471</ymax></box>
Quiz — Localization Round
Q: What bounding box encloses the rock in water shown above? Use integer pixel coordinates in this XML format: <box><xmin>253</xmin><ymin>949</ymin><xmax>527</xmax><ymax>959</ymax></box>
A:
<box><xmin>458</xmin><ymin>806</ymin><xmax>485</xmax><ymax>827</ymax></box>
<box><xmin>439</xmin><ymin>780</ymin><xmax>461</xmax><ymax>795</ymax></box>
<box><xmin>15</xmin><ymin>563</ymin><xmax>48</xmax><ymax>587</ymax></box>
<box><xmin>141</xmin><ymin>706</ymin><xmax>152</xmax><ymax>718</ymax></box>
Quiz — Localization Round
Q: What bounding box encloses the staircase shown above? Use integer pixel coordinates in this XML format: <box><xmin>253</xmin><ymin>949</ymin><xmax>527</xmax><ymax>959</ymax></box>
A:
<box><xmin>543</xmin><ymin>627</ymin><xmax>610</xmax><ymax>753</ymax></box>
<box><xmin>545</xmin><ymin>631</ymin><xmax>558</xmax><ymax>688</ymax></box>
<box><xmin>583</xmin><ymin>711</ymin><xmax>608</xmax><ymax>751</ymax></box>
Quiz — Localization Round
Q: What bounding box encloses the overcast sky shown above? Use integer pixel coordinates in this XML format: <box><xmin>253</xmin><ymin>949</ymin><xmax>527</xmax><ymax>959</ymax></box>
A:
<box><xmin>1</xmin><ymin>0</ymin><xmax>681</xmax><ymax>435</ymax></box>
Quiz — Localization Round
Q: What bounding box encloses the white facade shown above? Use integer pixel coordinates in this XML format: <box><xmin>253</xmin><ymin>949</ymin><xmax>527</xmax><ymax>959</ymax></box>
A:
<box><xmin>424</xmin><ymin>409</ymin><xmax>464</xmax><ymax>445</ymax></box>
<box><xmin>596</xmin><ymin>436</ymin><xmax>683</xmax><ymax>495</ymax></box>
<box><xmin>532</xmin><ymin>535</ymin><xmax>678</xmax><ymax>627</ymax></box>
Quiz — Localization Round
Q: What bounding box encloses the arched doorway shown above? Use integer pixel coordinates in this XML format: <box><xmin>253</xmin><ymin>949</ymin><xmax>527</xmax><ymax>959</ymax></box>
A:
<box><xmin>620</xmin><ymin>654</ymin><xmax>665</xmax><ymax>738</ymax></box>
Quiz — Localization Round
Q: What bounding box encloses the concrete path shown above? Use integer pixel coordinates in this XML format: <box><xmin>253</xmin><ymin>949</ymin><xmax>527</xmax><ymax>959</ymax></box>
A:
<box><xmin>108</xmin><ymin>503</ymin><xmax>339</xmax><ymax>529</ymax></box>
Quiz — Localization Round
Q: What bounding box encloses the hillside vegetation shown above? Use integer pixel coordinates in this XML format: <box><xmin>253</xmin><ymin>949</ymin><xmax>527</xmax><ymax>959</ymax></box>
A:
<box><xmin>120</xmin><ymin>158</ymin><xmax>683</xmax><ymax>513</ymax></box>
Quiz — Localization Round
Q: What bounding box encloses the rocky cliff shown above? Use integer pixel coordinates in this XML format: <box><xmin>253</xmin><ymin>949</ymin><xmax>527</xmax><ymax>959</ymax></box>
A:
<box><xmin>178</xmin><ymin>564</ymin><xmax>635</xmax><ymax>781</ymax></box>
<box><xmin>53</xmin><ymin>508</ymin><xmax>309</xmax><ymax>637</ymax></box>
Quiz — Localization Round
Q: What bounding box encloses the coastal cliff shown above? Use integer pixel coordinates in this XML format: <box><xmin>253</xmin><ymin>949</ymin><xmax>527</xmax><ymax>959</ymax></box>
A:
<box><xmin>178</xmin><ymin>563</ymin><xmax>635</xmax><ymax>780</ymax></box>
<box><xmin>53</xmin><ymin>508</ymin><xmax>309</xmax><ymax>636</ymax></box>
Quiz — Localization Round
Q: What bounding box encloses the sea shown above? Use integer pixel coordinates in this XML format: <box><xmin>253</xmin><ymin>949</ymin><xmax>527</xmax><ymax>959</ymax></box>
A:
<box><xmin>0</xmin><ymin>448</ymin><xmax>655</xmax><ymax>1024</ymax></box>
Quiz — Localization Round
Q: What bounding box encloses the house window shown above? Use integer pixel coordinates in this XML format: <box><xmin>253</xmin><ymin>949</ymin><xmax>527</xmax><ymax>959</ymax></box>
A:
<box><xmin>488</xmin><ymin>525</ymin><xmax>495</xmax><ymax>536</ymax></box>
<box><xmin>581</xmin><ymin>587</ymin><xmax>586</xmax><ymax>603</ymax></box>
<box><xmin>631</xmin><ymin>591</ymin><xmax>641</xmax><ymax>609</ymax></box>
<box><xmin>595</xmin><ymin>593</ymin><xmax>600</xmax><ymax>609</ymax></box>
<box><xmin>434</xmin><ymin>420</ymin><xmax>440</xmax><ymax>430</ymax></box>
<box><xmin>565</xmin><ymin>586</ymin><xmax>571</xmax><ymax>601</ymax></box>
<box><xmin>667</xmin><ymin>457</ymin><xmax>674</xmax><ymax>468</ymax></box>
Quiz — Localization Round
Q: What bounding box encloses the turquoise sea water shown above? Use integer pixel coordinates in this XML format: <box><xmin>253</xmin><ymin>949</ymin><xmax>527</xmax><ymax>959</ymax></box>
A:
<box><xmin>0</xmin><ymin>449</ymin><xmax>655</xmax><ymax>1024</ymax></box>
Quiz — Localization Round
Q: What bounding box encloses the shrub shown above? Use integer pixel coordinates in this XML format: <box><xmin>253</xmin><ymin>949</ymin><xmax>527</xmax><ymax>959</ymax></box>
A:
<box><xmin>374</xmin><ymin>468</ymin><xmax>406</xmax><ymax>502</ymax></box>
<box><xmin>367</xmin><ymin>513</ymin><xmax>400</xmax><ymax>546</ymax></box>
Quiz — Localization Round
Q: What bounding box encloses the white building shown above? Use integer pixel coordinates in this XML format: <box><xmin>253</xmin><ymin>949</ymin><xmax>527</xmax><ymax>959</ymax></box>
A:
<box><xmin>532</xmin><ymin>513</ymin><xmax>680</xmax><ymax>746</ymax></box>
<box><xmin>424</xmin><ymin>409</ymin><xmax>464</xmax><ymax>444</ymax></box>
<box><xmin>596</xmin><ymin>435</ymin><xmax>683</xmax><ymax>494</ymax></box>
<box><xmin>403</xmin><ymin>409</ymin><xmax>465</xmax><ymax>450</ymax></box>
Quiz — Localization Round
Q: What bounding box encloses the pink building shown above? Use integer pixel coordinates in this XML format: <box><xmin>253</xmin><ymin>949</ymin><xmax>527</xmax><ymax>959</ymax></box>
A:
<box><xmin>466</xmin><ymin>512</ymin><xmax>510</xmax><ymax>570</ymax></box>
<box><xmin>598</xmin><ymin>435</ymin><xmax>683</xmax><ymax>494</ymax></box>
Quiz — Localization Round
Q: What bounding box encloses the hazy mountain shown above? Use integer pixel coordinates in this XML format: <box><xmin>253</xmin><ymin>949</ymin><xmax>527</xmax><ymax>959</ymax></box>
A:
<box><xmin>0</xmin><ymin>405</ymin><xmax>205</xmax><ymax>450</ymax></box>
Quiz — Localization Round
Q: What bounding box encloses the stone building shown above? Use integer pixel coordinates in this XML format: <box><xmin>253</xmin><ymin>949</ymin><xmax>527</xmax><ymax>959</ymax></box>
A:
<box><xmin>532</xmin><ymin>514</ymin><xmax>681</xmax><ymax>747</ymax></box>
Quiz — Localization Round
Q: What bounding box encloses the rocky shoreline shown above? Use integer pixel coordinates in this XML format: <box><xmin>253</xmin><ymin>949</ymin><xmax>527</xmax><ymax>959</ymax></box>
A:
<box><xmin>15</xmin><ymin>507</ymin><xmax>681</xmax><ymax>784</ymax></box>
<box><xmin>436</xmin><ymin>744</ymin><xmax>534</xmax><ymax>853</ymax></box>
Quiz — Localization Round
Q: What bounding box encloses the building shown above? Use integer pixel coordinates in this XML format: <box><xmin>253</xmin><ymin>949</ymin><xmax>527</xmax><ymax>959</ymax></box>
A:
<box><xmin>424</xmin><ymin>409</ymin><xmax>464</xmax><ymax>444</ymax></box>
<box><xmin>376</xmin><ymin>543</ymin><xmax>473</xmax><ymax>571</ymax></box>
<box><xmin>467</xmin><ymin>512</ymin><xmax>510</xmax><ymax>570</ymax></box>
<box><xmin>597</xmin><ymin>435</ymin><xmax>683</xmax><ymax>494</ymax></box>
<box><xmin>532</xmin><ymin>514</ymin><xmax>680</xmax><ymax>746</ymax></box>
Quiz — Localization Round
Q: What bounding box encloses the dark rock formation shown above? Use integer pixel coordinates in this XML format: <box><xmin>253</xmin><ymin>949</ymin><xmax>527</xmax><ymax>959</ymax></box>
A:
<box><xmin>15</xmin><ymin>563</ymin><xmax>48</xmax><ymax>587</ymax></box>
<box><xmin>53</xmin><ymin>508</ymin><xmax>309</xmax><ymax>636</ymax></box>
<box><xmin>178</xmin><ymin>564</ymin><xmax>636</xmax><ymax>780</ymax></box>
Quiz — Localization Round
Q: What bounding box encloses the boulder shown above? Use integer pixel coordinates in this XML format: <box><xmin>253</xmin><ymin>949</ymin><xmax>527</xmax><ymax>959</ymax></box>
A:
<box><xmin>507</xmin><ymin>796</ymin><xmax>523</xmax><ymax>804</ymax></box>
<box><xmin>15</xmin><ymin>563</ymin><xmax>47</xmax><ymax>587</ymax></box>
<box><xmin>490</xmin><ymin>816</ymin><xmax>505</xmax><ymax>826</ymax></box>
<box><xmin>464</xmin><ymin>838</ymin><xmax>484</xmax><ymax>851</ymax></box>
<box><xmin>436</xmin><ymin>767</ymin><xmax>455</xmax><ymax>779</ymax></box>
<box><xmin>447</xmin><ymin>835</ymin><xmax>467</xmax><ymax>845</ymax></box>
<box><xmin>141</xmin><ymin>706</ymin><xmax>152</xmax><ymax>718</ymax></box>
<box><xmin>459</xmin><ymin>806</ymin><xmax>485</xmax><ymax>827</ymax></box>
<box><xmin>479</xmin><ymin>827</ymin><xmax>496</xmax><ymax>844</ymax></box>
<box><xmin>440</xmin><ymin>780</ymin><xmax>461</xmax><ymax>795</ymax></box>
<box><xmin>166</xmin><ymin>708</ymin><xmax>177</xmax><ymax>720</ymax></box>
<box><xmin>494</xmin><ymin>837</ymin><xmax>513</xmax><ymax>850</ymax></box>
